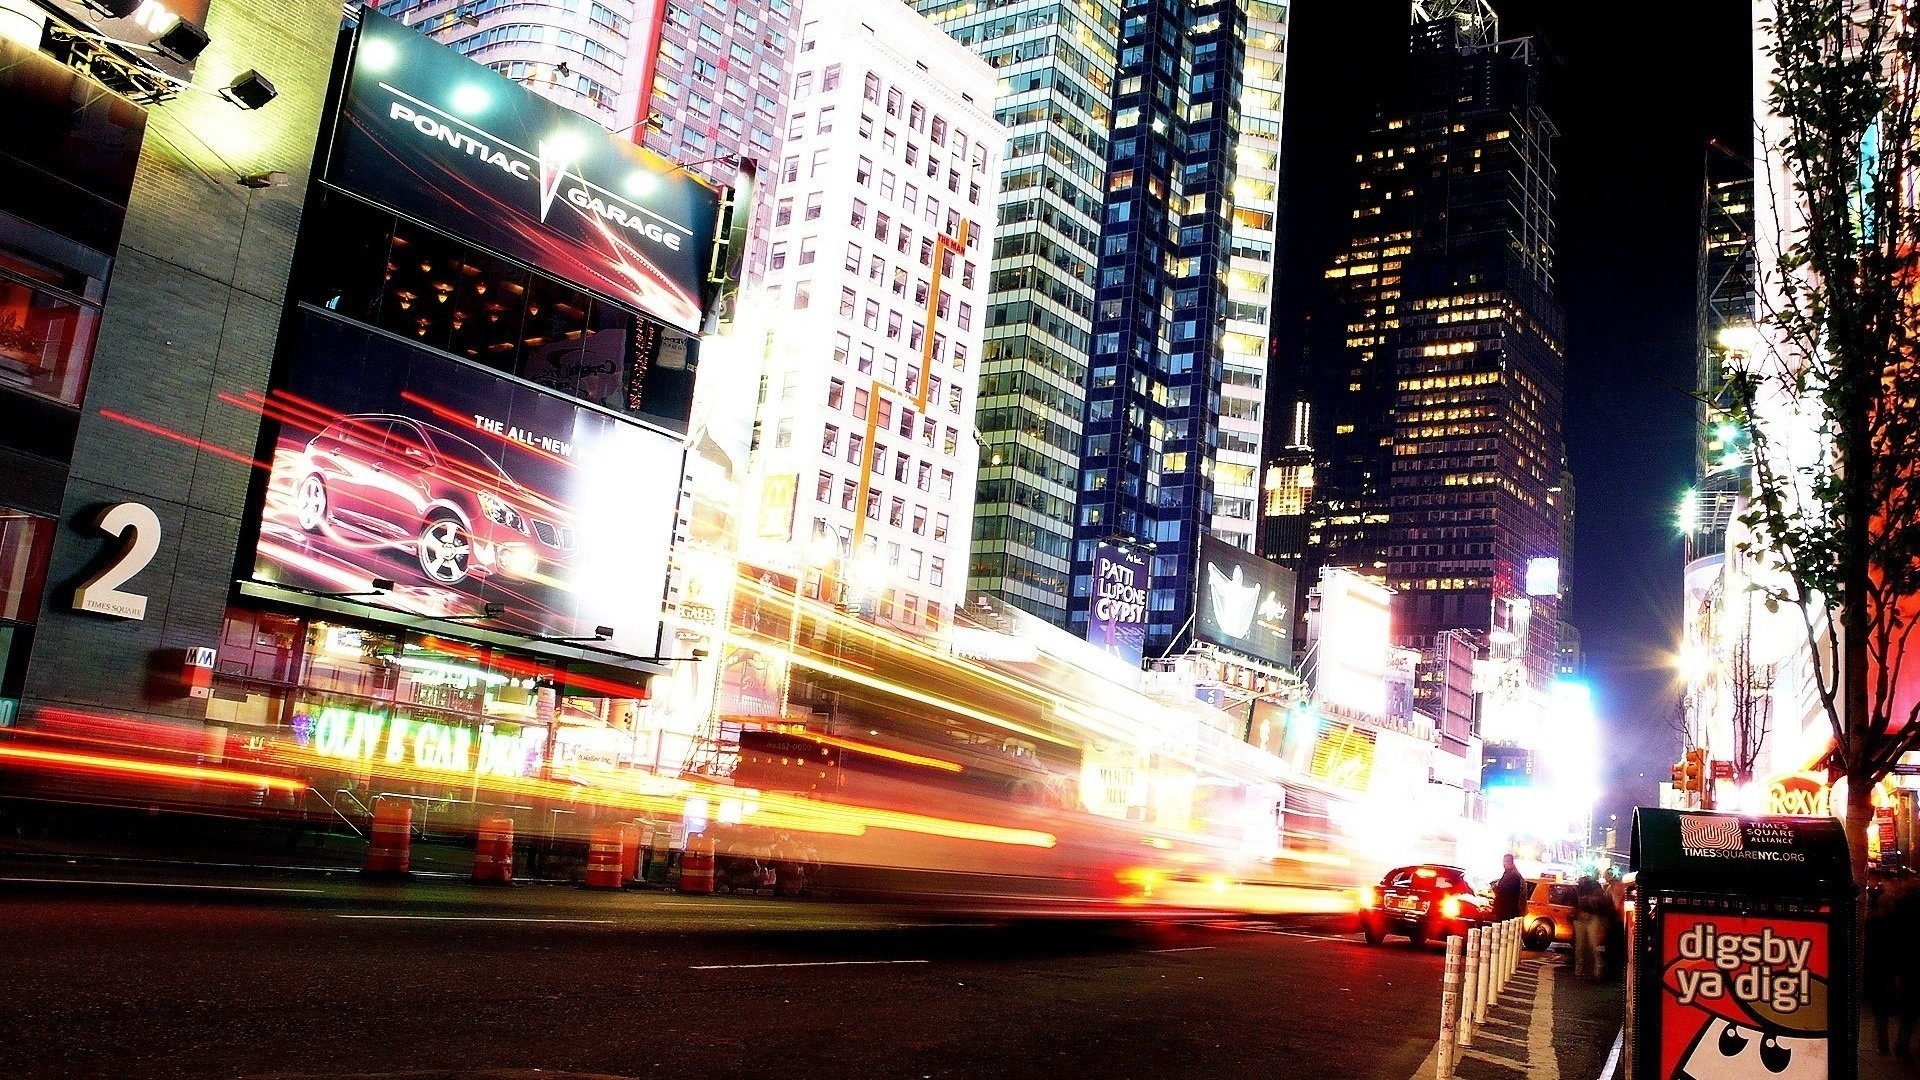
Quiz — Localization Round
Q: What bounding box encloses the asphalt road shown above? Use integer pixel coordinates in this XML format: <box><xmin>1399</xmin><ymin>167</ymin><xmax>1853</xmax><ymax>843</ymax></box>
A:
<box><xmin>0</xmin><ymin>875</ymin><xmax>1517</xmax><ymax>1080</ymax></box>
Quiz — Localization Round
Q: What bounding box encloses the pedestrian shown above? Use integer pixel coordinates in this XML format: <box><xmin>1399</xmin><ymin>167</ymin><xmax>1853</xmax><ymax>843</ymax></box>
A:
<box><xmin>1866</xmin><ymin>870</ymin><xmax>1901</xmax><ymax>1056</ymax></box>
<box><xmin>1490</xmin><ymin>853</ymin><xmax>1527</xmax><ymax>923</ymax></box>
<box><xmin>1571</xmin><ymin>873</ymin><xmax>1608</xmax><ymax>980</ymax></box>
<box><xmin>1887</xmin><ymin>870</ymin><xmax>1920</xmax><ymax>1061</ymax></box>
<box><xmin>1601</xmin><ymin>868</ymin><xmax>1627</xmax><ymax>980</ymax></box>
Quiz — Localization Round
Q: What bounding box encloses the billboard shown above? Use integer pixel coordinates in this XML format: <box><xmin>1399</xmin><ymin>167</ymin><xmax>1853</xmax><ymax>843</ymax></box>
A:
<box><xmin>248</xmin><ymin>310</ymin><xmax>684</xmax><ymax>660</ymax></box>
<box><xmin>1659</xmin><ymin>909</ymin><xmax>1829</xmax><ymax>1077</ymax></box>
<box><xmin>1086</xmin><ymin>543</ymin><xmax>1147</xmax><ymax>668</ymax></box>
<box><xmin>327</xmin><ymin>11</ymin><xmax>721</xmax><ymax>333</ymax></box>
<box><xmin>1313</xmin><ymin>567</ymin><xmax>1392</xmax><ymax>717</ymax></box>
<box><xmin>1195</xmin><ymin>535</ymin><xmax>1295</xmax><ymax>668</ymax></box>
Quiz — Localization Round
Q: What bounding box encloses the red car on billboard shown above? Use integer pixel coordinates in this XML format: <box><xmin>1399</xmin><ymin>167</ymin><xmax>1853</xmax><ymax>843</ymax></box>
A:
<box><xmin>289</xmin><ymin>412</ymin><xmax>576</xmax><ymax>588</ymax></box>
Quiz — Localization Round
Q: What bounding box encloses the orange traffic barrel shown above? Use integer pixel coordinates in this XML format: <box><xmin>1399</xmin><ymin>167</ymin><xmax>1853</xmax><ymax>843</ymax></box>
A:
<box><xmin>617</xmin><ymin>821</ymin><xmax>641</xmax><ymax>884</ymax></box>
<box><xmin>472</xmin><ymin>814</ymin><xmax>514</xmax><ymax>885</ymax></box>
<box><xmin>678</xmin><ymin>834</ymin><xmax>716</xmax><ymax>895</ymax></box>
<box><xmin>364</xmin><ymin>797</ymin><xmax>412</xmax><ymax>877</ymax></box>
<box><xmin>583</xmin><ymin>821</ymin><xmax>624</xmax><ymax>890</ymax></box>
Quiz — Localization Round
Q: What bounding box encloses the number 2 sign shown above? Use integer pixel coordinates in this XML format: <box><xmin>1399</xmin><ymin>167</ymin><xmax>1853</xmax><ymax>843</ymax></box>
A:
<box><xmin>72</xmin><ymin>502</ymin><xmax>161</xmax><ymax>621</ymax></box>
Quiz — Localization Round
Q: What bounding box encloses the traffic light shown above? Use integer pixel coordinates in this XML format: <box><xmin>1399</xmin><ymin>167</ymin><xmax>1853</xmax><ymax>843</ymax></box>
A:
<box><xmin>1673</xmin><ymin>748</ymin><xmax>1710</xmax><ymax>808</ymax></box>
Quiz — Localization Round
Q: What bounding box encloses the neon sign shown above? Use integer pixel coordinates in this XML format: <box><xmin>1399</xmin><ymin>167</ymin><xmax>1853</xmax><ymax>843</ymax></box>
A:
<box><xmin>298</xmin><ymin>706</ymin><xmax>542</xmax><ymax>778</ymax></box>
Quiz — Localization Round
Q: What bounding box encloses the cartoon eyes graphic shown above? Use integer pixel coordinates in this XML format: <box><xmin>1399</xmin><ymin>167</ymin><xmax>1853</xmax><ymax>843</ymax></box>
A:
<box><xmin>1719</xmin><ymin>1023</ymin><xmax>1749</xmax><ymax>1057</ymax></box>
<box><xmin>1758</xmin><ymin>1034</ymin><xmax>1793</xmax><ymax>1074</ymax></box>
<box><xmin>1719</xmin><ymin>1023</ymin><xmax>1795</xmax><ymax>1075</ymax></box>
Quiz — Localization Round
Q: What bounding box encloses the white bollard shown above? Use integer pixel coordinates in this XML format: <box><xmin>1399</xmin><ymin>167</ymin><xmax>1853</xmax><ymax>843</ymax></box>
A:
<box><xmin>1459</xmin><ymin>927</ymin><xmax>1480</xmax><ymax>1047</ymax></box>
<box><xmin>1498</xmin><ymin>920</ymin><xmax>1511</xmax><ymax>993</ymax></box>
<box><xmin>1474</xmin><ymin>924</ymin><xmax>1492</xmax><ymax>1024</ymax></box>
<box><xmin>1509</xmin><ymin>919</ymin><xmax>1519</xmax><ymax>980</ymax></box>
<box><xmin>1438</xmin><ymin>933</ymin><xmax>1464</xmax><ymax>1078</ymax></box>
<box><xmin>1497</xmin><ymin>910</ymin><xmax>1512</xmax><ymax>991</ymax></box>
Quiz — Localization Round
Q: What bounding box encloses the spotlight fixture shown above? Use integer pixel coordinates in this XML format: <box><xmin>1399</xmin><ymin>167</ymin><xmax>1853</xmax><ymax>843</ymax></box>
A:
<box><xmin>324</xmin><ymin>577</ymin><xmax>396</xmax><ymax>599</ymax></box>
<box><xmin>236</xmin><ymin>170</ymin><xmax>287</xmax><ymax>189</ymax></box>
<box><xmin>153</xmin><ymin>17</ymin><xmax>209</xmax><ymax>63</ymax></box>
<box><xmin>443</xmin><ymin>602</ymin><xmax>506</xmax><ymax>622</ymax></box>
<box><xmin>84</xmin><ymin>0</ymin><xmax>144</xmax><ymax>18</ymax></box>
<box><xmin>553</xmin><ymin>61</ymin><xmax>570</xmax><ymax>78</ymax></box>
<box><xmin>548</xmin><ymin>625</ymin><xmax>617</xmax><ymax>643</ymax></box>
<box><xmin>221</xmin><ymin>69</ymin><xmax>278</xmax><ymax>110</ymax></box>
<box><xmin>457</xmin><ymin>7</ymin><xmax>480</xmax><ymax>26</ymax></box>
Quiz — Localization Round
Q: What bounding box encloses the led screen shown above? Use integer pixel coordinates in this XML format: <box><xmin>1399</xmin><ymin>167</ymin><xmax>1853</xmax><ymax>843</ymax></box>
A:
<box><xmin>248</xmin><ymin>310</ymin><xmax>683</xmax><ymax>659</ymax></box>
<box><xmin>1195</xmin><ymin>535</ymin><xmax>1296</xmax><ymax>668</ymax></box>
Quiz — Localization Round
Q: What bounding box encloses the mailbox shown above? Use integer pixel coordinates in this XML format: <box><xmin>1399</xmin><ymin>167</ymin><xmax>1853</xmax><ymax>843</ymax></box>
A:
<box><xmin>1628</xmin><ymin>807</ymin><xmax>1857</xmax><ymax>1079</ymax></box>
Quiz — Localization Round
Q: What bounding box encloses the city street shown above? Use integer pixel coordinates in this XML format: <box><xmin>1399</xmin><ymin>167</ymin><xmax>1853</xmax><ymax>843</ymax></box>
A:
<box><xmin>0</xmin><ymin>873</ymin><xmax>1619</xmax><ymax>1080</ymax></box>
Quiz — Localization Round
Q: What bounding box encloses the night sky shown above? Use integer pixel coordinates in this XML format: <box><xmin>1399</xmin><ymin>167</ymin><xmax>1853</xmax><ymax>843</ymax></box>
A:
<box><xmin>1275</xmin><ymin>1</ymin><xmax>1752</xmax><ymax>829</ymax></box>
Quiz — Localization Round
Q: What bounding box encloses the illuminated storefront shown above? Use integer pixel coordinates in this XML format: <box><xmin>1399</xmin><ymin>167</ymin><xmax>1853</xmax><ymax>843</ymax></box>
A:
<box><xmin>202</xmin><ymin>11</ymin><xmax>726</xmax><ymax>809</ymax></box>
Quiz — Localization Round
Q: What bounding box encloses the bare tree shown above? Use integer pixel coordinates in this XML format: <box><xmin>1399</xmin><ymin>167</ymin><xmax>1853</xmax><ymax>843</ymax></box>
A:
<box><xmin>1734</xmin><ymin>0</ymin><xmax>1920</xmax><ymax>879</ymax></box>
<box><xmin>1727</xmin><ymin>598</ymin><xmax>1772</xmax><ymax>787</ymax></box>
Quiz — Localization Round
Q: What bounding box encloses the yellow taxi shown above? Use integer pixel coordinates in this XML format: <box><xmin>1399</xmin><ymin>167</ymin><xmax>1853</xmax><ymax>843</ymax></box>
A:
<box><xmin>1522</xmin><ymin>879</ymin><xmax>1577</xmax><ymax>950</ymax></box>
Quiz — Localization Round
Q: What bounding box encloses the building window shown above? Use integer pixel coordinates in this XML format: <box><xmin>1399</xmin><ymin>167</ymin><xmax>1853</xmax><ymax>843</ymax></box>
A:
<box><xmin>827</xmin><ymin>378</ymin><xmax>845</xmax><ymax>409</ymax></box>
<box><xmin>928</xmin><ymin>556</ymin><xmax>944</xmax><ymax>588</ymax></box>
<box><xmin>817</xmin><ymin>106</ymin><xmax>835</xmax><ymax>134</ymax></box>
<box><xmin>793</xmin><ymin>281</ymin><xmax>811</xmax><ymax>309</ymax></box>
<box><xmin>0</xmin><ymin>508</ymin><xmax>54</xmax><ymax>625</ymax></box>
<box><xmin>798</xmin><ymin>236</ymin><xmax>817</xmax><ymax>265</ymax></box>
<box><xmin>838</xmin><ymin>287</ymin><xmax>856</xmax><ymax>317</ymax></box>
<box><xmin>804</xmin><ymin>192</ymin><xmax>823</xmax><ymax>221</ymax></box>
<box><xmin>0</xmin><ymin>238</ymin><xmax>104</xmax><ymax>408</ymax></box>
<box><xmin>934</xmin><ymin>513</ymin><xmax>949</xmax><ymax>543</ymax></box>
<box><xmin>816</xmin><ymin>470</ymin><xmax>833</xmax><ymax>503</ymax></box>
<box><xmin>822</xmin><ymin>64</ymin><xmax>841</xmax><ymax>91</ymax></box>
<box><xmin>853</xmin><ymin>386</ymin><xmax>869</xmax><ymax>419</ymax></box>
<box><xmin>863</xmin><ymin>72</ymin><xmax>881</xmax><ymax>104</ymax></box>
<box><xmin>850</xmin><ymin>199</ymin><xmax>868</xmax><ymax>229</ymax></box>
<box><xmin>821</xmin><ymin>423</ymin><xmax>839</xmax><ymax>454</ymax></box>
<box><xmin>844</xmin><ymin>242</ymin><xmax>862</xmax><ymax>274</ymax></box>
<box><xmin>840</xmin><ymin>479</ymin><xmax>857</xmax><ymax>510</ymax></box>
<box><xmin>773</xmin><ymin>417</ymin><xmax>792</xmax><ymax>448</ymax></box>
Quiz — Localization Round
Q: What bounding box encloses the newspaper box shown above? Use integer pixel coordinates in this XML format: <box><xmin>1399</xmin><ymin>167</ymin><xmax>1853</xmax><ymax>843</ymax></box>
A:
<box><xmin>1627</xmin><ymin>807</ymin><xmax>1857</xmax><ymax>1079</ymax></box>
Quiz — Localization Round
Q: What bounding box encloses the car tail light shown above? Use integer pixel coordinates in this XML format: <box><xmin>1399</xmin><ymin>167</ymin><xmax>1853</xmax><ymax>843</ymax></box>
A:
<box><xmin>1440</xmin><ymin>894</ymin><xmax>1462</xmax><ymax>919</ymax></box>
<box><xmin>1359</xmin><ymin>887</ymin><xmax>1378</xmax><ymax>909</ymax></box>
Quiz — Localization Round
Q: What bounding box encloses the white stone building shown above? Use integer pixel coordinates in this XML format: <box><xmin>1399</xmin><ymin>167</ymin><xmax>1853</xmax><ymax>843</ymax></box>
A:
<box><xmin>738</xmin><ymin>0</ymin><xmax>1002</xmax><ymax>634</ymax></box>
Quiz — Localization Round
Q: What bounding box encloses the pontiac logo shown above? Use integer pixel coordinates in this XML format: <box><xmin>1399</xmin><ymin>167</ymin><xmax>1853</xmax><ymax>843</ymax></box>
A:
<box><xmin>378</xmin><ymin>83</ymin><xmax>687</xmax><ymax>252</ymax></box>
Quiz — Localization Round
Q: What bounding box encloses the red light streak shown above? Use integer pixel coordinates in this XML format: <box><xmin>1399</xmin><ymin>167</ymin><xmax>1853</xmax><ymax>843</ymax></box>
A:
<box><xmin>97</xmin><ymin>410</ymin><xmax>269</xmax><ymax>470</ymax></box>
<box><xmin>0</xmin><ymin>744</ymin><xmax>305</xmax><ymax>793</ymax></box>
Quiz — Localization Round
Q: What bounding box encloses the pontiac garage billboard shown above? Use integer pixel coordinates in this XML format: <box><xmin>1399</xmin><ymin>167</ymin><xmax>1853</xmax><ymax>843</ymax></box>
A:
<box><xmin>327</xmin><ymin>11</ymin><xmax>721</xmax><ymax>333</ymax></box>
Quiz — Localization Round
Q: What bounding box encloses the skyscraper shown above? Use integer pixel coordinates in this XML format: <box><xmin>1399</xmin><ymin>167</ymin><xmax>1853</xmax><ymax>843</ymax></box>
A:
<box><xmin>911</xmin><ymin>0</ymin><xmax>1119</xmax><ymax>625</ymax></box>
<box><xmin>740</xmin><ymin>0</ymin><xmax>1001</xmax><ymax>632</ymax></box>
<box><xmin>1291</xmin><ymin>0</ymin><xmax>1565</xmax><ymax>700</ymax></box>
<box><xmin>371</xmin><ymin>0</ymin><xmax>660</xmax><ymax>128</ymax></box>
<box><xmin>1066</xmin><ymin>0</ymin><xmax>1290</xmax><ymax>658</ymax></box>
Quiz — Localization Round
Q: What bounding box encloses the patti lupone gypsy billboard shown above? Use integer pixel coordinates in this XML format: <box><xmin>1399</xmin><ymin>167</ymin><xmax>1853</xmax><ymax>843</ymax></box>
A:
<box><xmin>248</xmin><ymin>311</ymin><xmax>684</xmax><ymax>659</ymax></box>
<box><xmin>326</xmin><ymin>10</ymin><xmax>722</xmax><ymax>333</ymax></box>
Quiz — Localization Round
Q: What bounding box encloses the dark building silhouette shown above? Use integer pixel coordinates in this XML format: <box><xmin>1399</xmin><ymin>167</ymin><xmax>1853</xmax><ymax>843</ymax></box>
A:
<box><xmin>1279</xmin><ymin>0</ymin><xmax>1566</xmax><ymax>698</ymax></box>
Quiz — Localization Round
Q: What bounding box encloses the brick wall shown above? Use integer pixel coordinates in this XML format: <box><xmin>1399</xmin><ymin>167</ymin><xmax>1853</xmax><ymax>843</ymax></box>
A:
<box><xmin>21</xmin><ymin>0</ymin><xmax>343</xmax><ymax>721</ymax></box>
